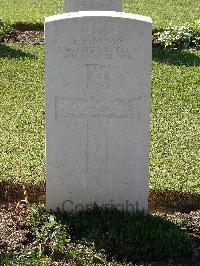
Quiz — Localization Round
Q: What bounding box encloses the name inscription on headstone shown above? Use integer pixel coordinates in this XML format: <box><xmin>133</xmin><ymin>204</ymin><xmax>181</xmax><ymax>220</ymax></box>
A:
<box><xmin>62</xmin><ymin>30</ymin><xmax>136</xmax><ymax>61</ymax></box>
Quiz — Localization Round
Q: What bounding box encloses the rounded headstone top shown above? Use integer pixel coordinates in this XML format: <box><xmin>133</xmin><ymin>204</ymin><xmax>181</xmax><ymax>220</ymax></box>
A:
<box><xmin>64</xmin><ymin>0</ymin><xmax>122</xmax><ymax>12</ymax></box>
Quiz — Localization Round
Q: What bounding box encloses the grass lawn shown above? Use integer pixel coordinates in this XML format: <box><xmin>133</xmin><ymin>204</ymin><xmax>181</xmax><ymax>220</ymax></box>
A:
<box><xmin>0</xmin><ymin>0</ymin><xmax>63</xmax><ymax>25</ymax></box>
<box><xmin>151</xmin><ymin>49</ymin><xmax>200</xmax><ymax>193</ymax></box>
<box><xmin>0</xmin><ymin>44</ymin><xmax>199</xmax><ymax>193</ymax></box>
<box><xmin>124</xmin><ymin>0</ymin><xmax>200</xmax><ymax>29</ymax></box>
<box><xmin>0</xmin><ymin>44</ymin><xmax>45</xmax><ymax>184</ymax></box>
<box><xmin>0</xmin><ymin>0</ymin><xmax>200</xmax><ymax>29</ymax></box>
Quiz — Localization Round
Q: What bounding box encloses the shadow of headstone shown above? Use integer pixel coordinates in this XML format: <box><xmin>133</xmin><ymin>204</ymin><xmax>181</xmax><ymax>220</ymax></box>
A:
<box><xmin>0</xmin><ymin>43</ymin><xmax>36</xmax><ymax>59</ymax></box>
<box><xmin>153</xmin><ymin>48</ymin><xmax>200</xmax><ymax>67</ymax></box>
<box><xmin>59</xmin><ymin>208</ymin><xmax>191</xmax><ymax>263</ymax></box>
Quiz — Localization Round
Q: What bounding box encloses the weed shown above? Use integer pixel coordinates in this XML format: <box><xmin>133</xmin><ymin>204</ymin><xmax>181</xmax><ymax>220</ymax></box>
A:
<box><xmin>0</xmin><ymin>19</ymin><xmax>13</xmax><ymax>35</ymax></box>
<box><xmin>154</xmin><ymin>20</ymin><xmax>200</xmax><ymax>49</ymax></box>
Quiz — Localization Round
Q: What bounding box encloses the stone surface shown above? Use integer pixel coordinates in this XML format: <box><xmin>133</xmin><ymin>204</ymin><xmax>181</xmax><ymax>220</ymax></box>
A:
<box><xmin>64</xmin><ymin>0</ymin><xmax>122</xmax><ymax>12</ymax></box>
<box><xmin>45</xmin><ymin>11</ymin><xmax>152</xmax><ymax>213</ymax></box>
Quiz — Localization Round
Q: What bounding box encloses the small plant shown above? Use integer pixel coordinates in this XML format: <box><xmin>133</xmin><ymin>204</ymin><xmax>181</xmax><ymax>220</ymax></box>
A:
<box><xmin>0</xmin><ymin>18</ymin><xmax>13</xmax><ymax>35</ymax></box>
<box><xmin>27</xmin><ymin>204</ymin><xmax>107</xmax><ymax>264</ymax></box>
<box><xmin>27</xmin><ymin>203</ymin><xmax>49</xmax><ymax>227</ymax></box>
<box><xmin>28</xmin><ymin>205</ymin><xmax>71</xmax><ymax>257</ymax></box>
<box><xmin>154</xmin><ymin>20</ymin><xmax>200</xmax><ymax>49</ymax></box>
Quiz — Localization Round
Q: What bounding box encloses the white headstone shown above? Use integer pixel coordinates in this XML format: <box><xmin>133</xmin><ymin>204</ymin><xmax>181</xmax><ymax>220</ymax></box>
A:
<box><xmin>45</xmin><ymin>5</ymin><xmax>152</xmax><ymax>213</ymax></box>
<box><xmin>65</xmin><ymin>0</ymin><xmax>122</xmax><ymax>12</ymax></box>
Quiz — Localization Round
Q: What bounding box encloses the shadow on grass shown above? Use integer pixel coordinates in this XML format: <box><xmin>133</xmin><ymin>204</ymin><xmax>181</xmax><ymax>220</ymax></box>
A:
<box><xmin>0</xmin><ymin>43</ymin><xmax>36</xmax><ymax>59</ymax></box>
<box><xmin>59</xmin><ymin>208</ymin><xmax>191</xmax><ymax>263</ymax></box>
<box><xmin>153</xmin><ymin>48</ymin><xmax>200</xmax><ymax>67</ymax></box>
<box><xmin>149</xmin><ymin>190</ymin><xmax>200</xmax><ymax>213</ymax></box>
<box><xmin>13</xmin><ymin>22</ymin><xmax>44</xmax><ymax>31</ymax></box>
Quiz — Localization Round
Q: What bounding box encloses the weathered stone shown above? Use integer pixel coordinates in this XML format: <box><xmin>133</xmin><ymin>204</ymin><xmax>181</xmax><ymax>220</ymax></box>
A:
<box><xmin>64</xmin><ymin>0</ymin><xmax>122</xmax><ymax>12</ymax></box>
<box><xmin>45</xmin><ymin>11</ymin><xmax>152</xmax><ymax>213</ymax></box>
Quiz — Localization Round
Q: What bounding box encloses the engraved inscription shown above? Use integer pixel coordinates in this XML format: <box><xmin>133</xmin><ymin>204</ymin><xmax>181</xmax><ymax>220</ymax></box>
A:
<box><xmin>56</xmin><ymin>95</ymin><xmax>142</xmax><ymax>173</ymax></box>
<box><xmin>62</xmin><ymin>29</ymin><xmax>136</xmax><ymax>61</ymax></box>
<box><xmin>65</xmin><ymin>46</ymin><xmax>135</xmax><ymax>61</ymax></box>
<box><xmin>86</xmin><ymin>64</ymin><xmax>110</xmax><ymax>101</ymax></box>
<box><xmin>87</xmin><ymin>64</ymin><xmax>110</xmax><ymax>91</ymax></box>
<box><xmin>56</xmin><ymin>97</ymin><xmax>142</xmax><ymax>119</ymax></box>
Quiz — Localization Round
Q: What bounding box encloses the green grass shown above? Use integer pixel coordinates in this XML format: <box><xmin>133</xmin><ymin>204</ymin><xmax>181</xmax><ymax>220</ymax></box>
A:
<box><xmin>0</xmin><ymin>0</ymin><xmax>63</xmax><ymax>25</ymax></box>
<box><xmin>0</xmin><ymin>44</ymin><xmax>199</xmax><ymax>193</ymax></box>
<box><xmin>0</xmin><ymin>0</ymin><xmax>200</xmax><ymax>29</ymax></box>
<box><xmin>0</xmin><ymin>44</ymin><xmax>45</xmax><ymax>184</ymax></box>
<box><xmin>124</xmin><ymin>0</ymin><xmax>200</xmax><ymax>29</ymax></box>
<box><xmin>150</xmin><ymin>49</ymin><xmax>200</xmax><ymax>193</ymax></box>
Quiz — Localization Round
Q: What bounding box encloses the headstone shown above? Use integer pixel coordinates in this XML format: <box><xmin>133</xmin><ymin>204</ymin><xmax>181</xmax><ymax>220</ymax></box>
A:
<box><xmin>64</xmin><ymin>0</ymin><xmax>122</xmax><ymax>12</ymax></box>
<box><xmin>45</xmin><ymin>1</ymin><xmax>152</xmax><ymax>213</ymax></box>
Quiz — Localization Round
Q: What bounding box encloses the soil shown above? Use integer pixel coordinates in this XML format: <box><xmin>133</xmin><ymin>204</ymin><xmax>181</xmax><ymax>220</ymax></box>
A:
<box><xmin>0</xmin><ymin>204</ymin><xmax>32</xmax><ymax>253</ymax></box>
<box><xmin>0</xmin><ymin>30</ymin><xmax>44</xmax><ymax>45</ymax></box>
<box><xmin>0</xmin><ymin>203</ymin><xmax>199</xmax><ymax>265</ymax></box>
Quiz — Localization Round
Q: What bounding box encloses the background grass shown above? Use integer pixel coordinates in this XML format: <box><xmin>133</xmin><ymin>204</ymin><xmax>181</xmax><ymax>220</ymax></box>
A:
<box><xmin>124</xmin><ymin>0</ymin><xmax>200</xmax><ymax>29</ymax></box>
<box><xmin>0</xmin><ymin>0</ymin><xmax>200</xmax><ymax>193</ymax></box>
<box><xmin>0</xmin><ymin>0</ymin><xmax>63</xmax><ymax>25</ymax></box>
<box><xmin>151</xmin><ymin>49</ymin><xmax>200</xmax><ymax>193</ymax></box>
<box><xmin>0</xmin><ymin>44</ymin><xmax>199</xmax><ymax>192</ymax></box>
<box><xmin>0</xmin><ymin>44</ymin><xmax>45</xmax><ymax>184</ymax></box>
<box><xmin>0</xmin><ymin>0</ymin><xmax>200</xmax><ymax>29</ymax></box>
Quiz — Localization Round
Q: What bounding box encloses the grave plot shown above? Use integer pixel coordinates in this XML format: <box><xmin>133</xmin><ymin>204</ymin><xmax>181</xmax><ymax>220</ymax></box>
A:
<box><xmin>0</xmin><ymin>0</ymin><xmax>199</xmax><ymax>265</ymax></box>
